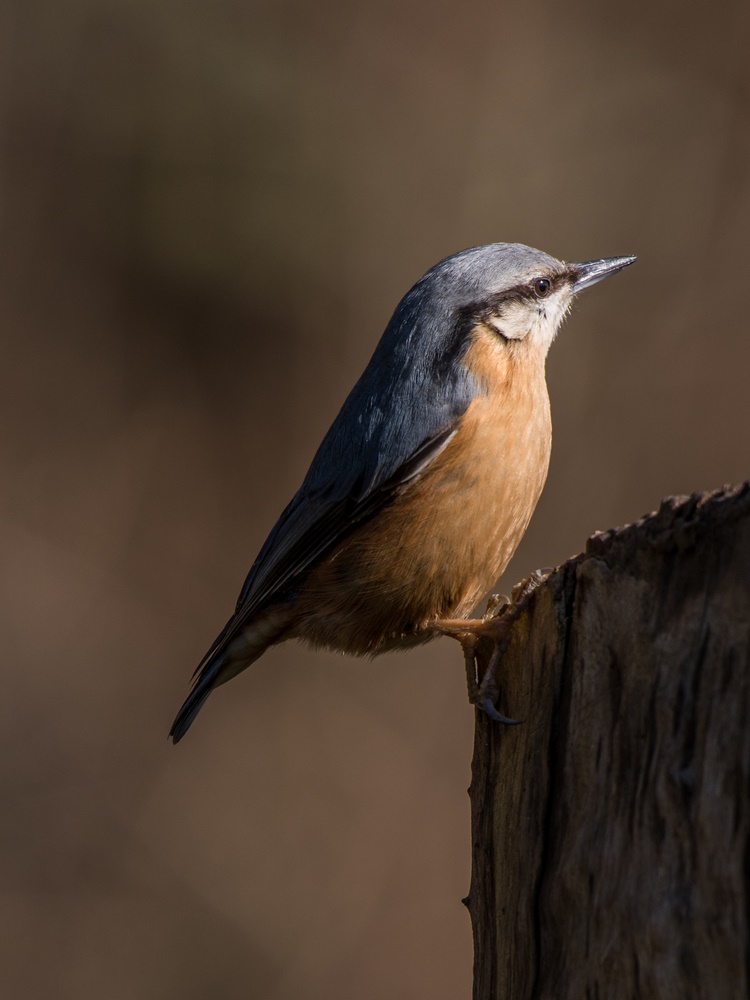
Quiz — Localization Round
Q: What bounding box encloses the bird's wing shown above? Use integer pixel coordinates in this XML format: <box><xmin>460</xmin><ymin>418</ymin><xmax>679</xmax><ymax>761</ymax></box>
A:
<box><xmin>236</xmin><ymin>422</ymin><xmax>458</xmax><ymax>614</ymax></box>
<box><xmin>170</xmin><ymin>420</ymin><xmax>462</xmax><ymax>743</ymax></box>
<box><xmin>198</xmin><ymin>418</ymin><xmax>462</xmax><ymax>674</ymax></box>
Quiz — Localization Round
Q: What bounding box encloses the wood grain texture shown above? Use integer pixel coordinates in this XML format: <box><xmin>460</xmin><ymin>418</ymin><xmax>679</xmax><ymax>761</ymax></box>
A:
<box><xmin>467</xmin><ymin>483</ymin><xmax>750</xmax><ymax>1000</ymax></box>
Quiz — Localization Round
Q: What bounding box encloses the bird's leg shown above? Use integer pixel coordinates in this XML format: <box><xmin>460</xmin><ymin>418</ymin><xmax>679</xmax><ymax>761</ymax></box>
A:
<box><xmin>436</xmin><ymin>609</ymin><xmax>518</xmax><ymax>722</ymax></box>
<box><xmin>435</xmin><ymin>569</ymin><xmax>551</xmax><ymax>723</ymax></box>
<box><xmin>432</xmin><ymin>625</ymin><xmax>496</xmax><ymax>711</ymax></box>
<box><xmin>457</xmin><ymin>633</ymin><xmax>480</xmax><ymax>703</ymax></box>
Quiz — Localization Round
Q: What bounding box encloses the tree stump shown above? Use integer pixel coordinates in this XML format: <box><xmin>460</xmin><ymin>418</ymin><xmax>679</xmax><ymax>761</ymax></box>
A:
<box><xmin>467</xmin><ymin>483</ymin><xmax>750</xmax><ymax>1000</ymax></box>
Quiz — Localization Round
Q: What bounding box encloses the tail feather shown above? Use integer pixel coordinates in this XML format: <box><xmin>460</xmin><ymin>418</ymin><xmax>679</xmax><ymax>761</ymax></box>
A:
<box><xmin>170</xmin><ymin>683</ymin><xmax>214</xmax><ymax>744</ymax></box>
<box><xmin>169</xmin><ymin>607</ymin><xmax>293</xmax><ymax>743</ymax></box>
<box><xmin>169</xmin><ymin>646</ymin><xmax>257</xmax><ymax>744</ymax></box>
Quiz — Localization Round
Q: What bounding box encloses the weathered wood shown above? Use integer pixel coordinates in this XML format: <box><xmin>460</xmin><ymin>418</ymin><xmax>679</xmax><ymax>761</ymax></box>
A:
<box><xmin>467</xmin><ymin>483</ymin><xmax>750</xmax><ymax>1000</ymax></box>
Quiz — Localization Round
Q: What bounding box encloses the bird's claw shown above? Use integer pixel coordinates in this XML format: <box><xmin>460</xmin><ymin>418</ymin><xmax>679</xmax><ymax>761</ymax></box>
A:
<box><xmin>483</xmin><ymin>593</ymin><xmax>511</xmax><ymax>619</ymax></box>
<box><xmin>480</xmin><ymin>698</ymin><xmax>520</xmax><ymax>725</ymax></box>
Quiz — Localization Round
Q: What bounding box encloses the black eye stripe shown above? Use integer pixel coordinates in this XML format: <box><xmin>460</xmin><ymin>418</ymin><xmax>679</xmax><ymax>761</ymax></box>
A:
<box><xmin>468</xmin><ymin>272</ymin><xmax>569</xmax><ymax>319</ymax></box>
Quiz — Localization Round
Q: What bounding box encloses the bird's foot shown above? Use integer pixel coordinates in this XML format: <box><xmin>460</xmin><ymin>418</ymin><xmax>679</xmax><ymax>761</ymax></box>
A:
<box><xmin>435</xmin><ymin>620</ymin><xmax>519</xmax><ymax>723</ymax></box>
<box><xmin>434</xmin><ymin>568</ymin><xmax>551</xmax><ymax>723</ymax></box>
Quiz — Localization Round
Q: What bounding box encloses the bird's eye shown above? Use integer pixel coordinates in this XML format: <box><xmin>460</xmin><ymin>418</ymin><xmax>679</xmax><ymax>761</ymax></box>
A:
<box><xmin>532</xmin><ymin>277</ymin><xmax>552</xmax><ymax>298</ymax></box>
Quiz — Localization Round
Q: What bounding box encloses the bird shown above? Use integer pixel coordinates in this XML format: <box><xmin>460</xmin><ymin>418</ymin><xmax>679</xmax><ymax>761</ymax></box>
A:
<box><xmin>170</xmin><ymin>243</ymin><xmax>635</xmax><ymax>742</ymax></box>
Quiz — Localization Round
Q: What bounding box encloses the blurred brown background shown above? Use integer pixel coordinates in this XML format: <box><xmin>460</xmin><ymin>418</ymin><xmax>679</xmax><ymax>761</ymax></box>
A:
<box><xmin>1</xmin><ymin>0</ymin><xmax>749</xmax><ymax>996</ymax></box>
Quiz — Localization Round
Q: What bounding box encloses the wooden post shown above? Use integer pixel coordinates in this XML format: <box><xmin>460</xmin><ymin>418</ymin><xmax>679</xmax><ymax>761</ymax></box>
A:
<box><xmin>467</xmin><ymin>483</ymin><xmax>750</xmax><ymax>1000</ymax></box>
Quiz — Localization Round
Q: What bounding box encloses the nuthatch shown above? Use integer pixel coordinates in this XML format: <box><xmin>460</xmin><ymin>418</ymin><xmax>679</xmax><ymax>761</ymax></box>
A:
<box><xmin>170</xmin><ymin>243</ymin><xmax>635</xmax><ymax>742</ymax></box>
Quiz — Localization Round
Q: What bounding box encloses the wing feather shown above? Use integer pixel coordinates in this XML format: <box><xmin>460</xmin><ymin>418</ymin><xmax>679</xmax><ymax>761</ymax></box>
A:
<box><xmin>198</xmin><ymin>422</ymin><xmax>460</xmax><ymax>675</ymax></box>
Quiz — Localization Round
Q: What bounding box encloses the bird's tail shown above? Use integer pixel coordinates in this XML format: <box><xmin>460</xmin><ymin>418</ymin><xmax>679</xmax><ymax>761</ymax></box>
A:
<box><xmin>169</xmin><ymin>607</ymin><xmax>291</xmax><ymax>743</ymax></box>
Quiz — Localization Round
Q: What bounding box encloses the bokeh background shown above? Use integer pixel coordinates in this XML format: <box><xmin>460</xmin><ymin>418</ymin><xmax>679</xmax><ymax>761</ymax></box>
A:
<box><xmin>2</xmin><ymin>0</ymin><xmax>749</xmax><ymax>996</ymax></box>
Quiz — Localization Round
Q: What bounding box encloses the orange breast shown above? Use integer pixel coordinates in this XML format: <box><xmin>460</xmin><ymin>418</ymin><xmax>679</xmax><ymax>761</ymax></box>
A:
<box><xmin>289</xmin><ymin>331</ymin><xmax>552</xmax><ymax>655</ymax></box>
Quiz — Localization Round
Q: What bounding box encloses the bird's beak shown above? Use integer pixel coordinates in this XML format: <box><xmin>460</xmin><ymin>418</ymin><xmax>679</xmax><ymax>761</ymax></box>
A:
<box><xmin>571</xmin><ymin>255</ymin><xmax>637</xmax><ymax>292</ymax></box>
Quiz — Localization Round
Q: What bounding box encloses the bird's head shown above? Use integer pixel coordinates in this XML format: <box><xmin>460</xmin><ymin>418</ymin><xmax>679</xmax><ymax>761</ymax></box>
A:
<box><xmin>418</xmin><ymin>243</ymin><xmax>636</xmax><ymax>366</ymax></box>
